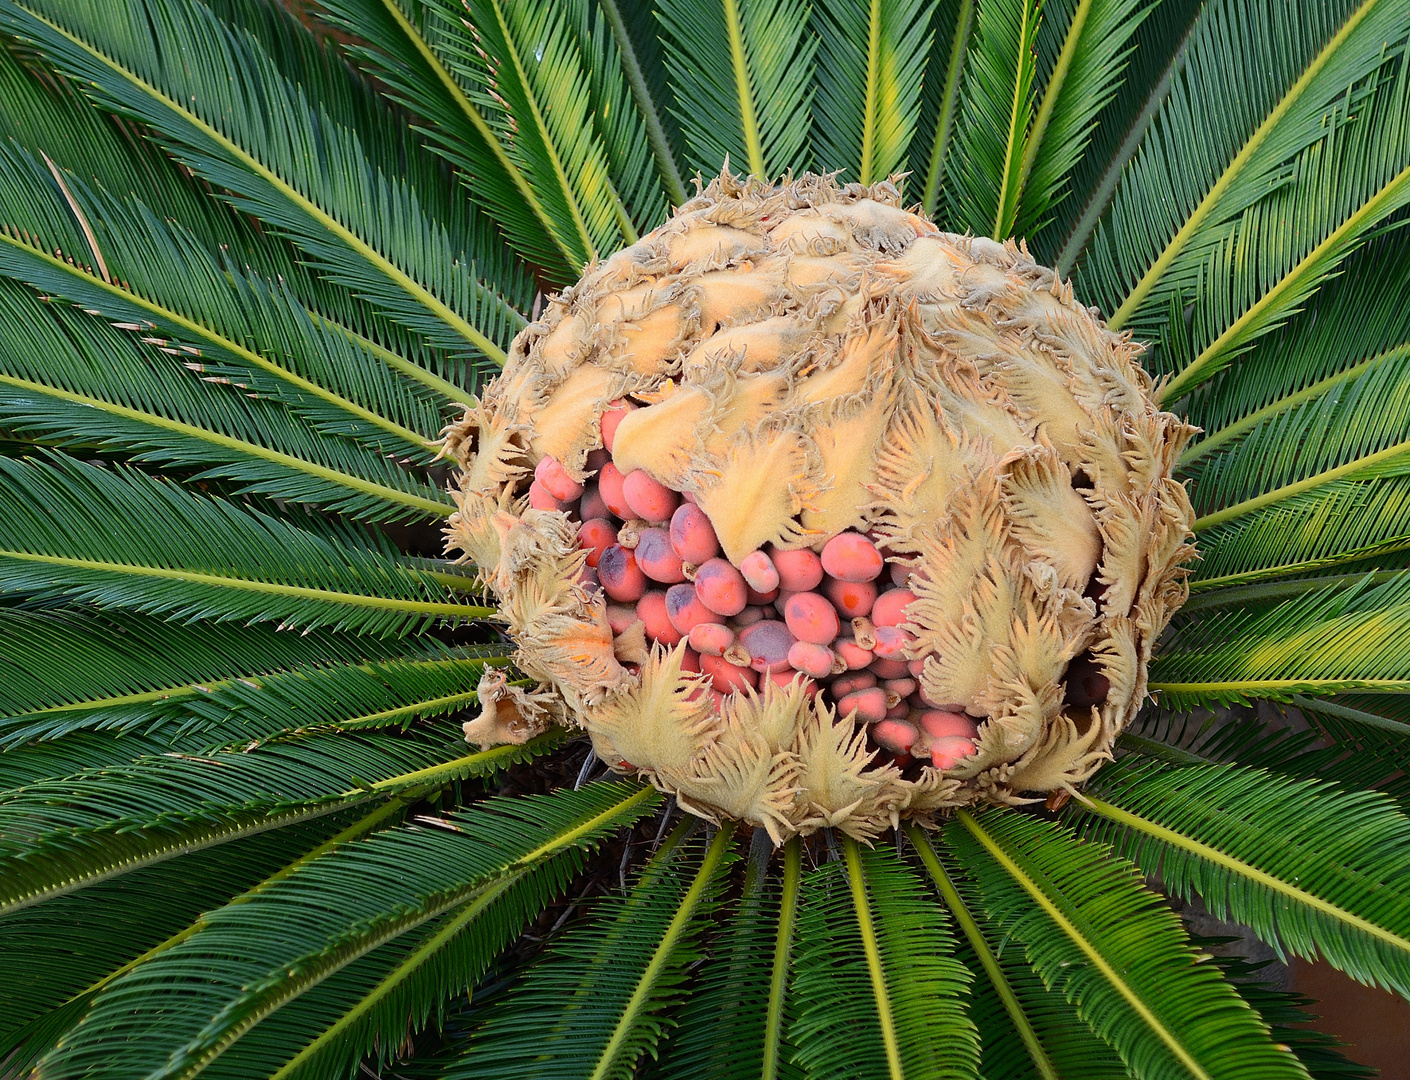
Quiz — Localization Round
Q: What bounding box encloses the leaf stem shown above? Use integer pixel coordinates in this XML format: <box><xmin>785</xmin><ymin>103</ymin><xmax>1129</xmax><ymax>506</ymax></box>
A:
<box><xmin>1162</xmin><ymin>162</ymin><xmax>1410</xmax><ymax>405</ymax></box>
<box><xmin>1075</xmin><ymin>791</ymin><xmax>1410</xmax><ymax>957</ymax></box>
<box><xmin>1054</xmin><ymin>10</ymin><xmax>1195</xmax><ymax>277</ymax></box>
<box><xmin>723</xmin><ymin>0</ymin><xmax>767</xmax><ymax>178</ymax></box>
<box><xmin>1108</xmin><ymin>0</ymin><xmax>1382</xmax><ymax>330</ymax></box>
<box><xmin>599</xmin><ymin>0</ymin><xmax>687</xmax><ymax>206</ymax></box>
<box><xmin>590</xmin><ymin>820</ymin><xmax>734</xmax><ymax>1080</ymax></box>
<box><xmin>762</xmin><ymin>835</ymin><xmax>800</xmax><ymax>1080</ymax></box>
<box><xmin>907</xmin><ymin>823</ymin><xmax>1058</xmax><ymax>1080</ymax></box>
<box><xmin>0</xmin><ymin>549</ymin><xmax>489</xmax><ymax>618</ymax></box>
<box><xmin>842</xmin><ymin>835</ymin><xmax>904</xmax><ymax>1080</ymax></box>
<box><xmin>922</xmin><ymin>0</ymin><xmax>975</xmax><ymax>215</ymax></box>
<box><xmin>1015</xmin><ymin>0</ymin><xmax>1093</xmax><ymax>218</ymax></box>
<box><xmin>956</xmin><ymin>809</ymin><xmax>1214</xmax><ymax>1080</ymax></box>
<box><xmin>0</xmin><ymin>373</ymin><xmax>454</xmax><ymax>518</ymax></box>
<box><xmin>372</xmin><ymin>0</ymin><xmax>579</xmax><ymax>274</ymax></box>
<box><xmin>1192</xmin><ymin>437</ymin><xmax>1410</xmax><ymax>531</ymax></box>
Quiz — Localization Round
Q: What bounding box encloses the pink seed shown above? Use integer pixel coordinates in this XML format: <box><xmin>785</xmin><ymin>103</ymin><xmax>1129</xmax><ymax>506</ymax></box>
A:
<box><xmin>578</xmin><ymin>518</ymin><xmax>617</xmax><ymax>567</ymax></box>
<box><xmin>930</xmin><ymin>736</ymin><xmax>977</xmax><ymax>770</ymax></box>
<box><xmin>833</xmin><ymin>636</ymin><xmax>872</xmax><ymax>670</ymax></box>
<box><xmin>784</xmin><ymin>592</ymin><xmax>840</xmax><ymax>644</ymax></box>
<box><xmin>622</xmin><ymin>470</ymin><xmax>679</xmax><ymax>523</ymax></box>
<box><xmin>821</xmin><ymin>532</ymin><xmax>884</xmax><ymax>582</ymax></box>
<box><xmin>873</xmin><ymin>626</ymin><xmax>915</xmax><ymax>659</ymax></box>
<box><xmin>695</xmin><ymin>558</ymin><xmax>749</xmax><ymax>616</ymax></box>
<box><xmin>740</xmin><ymin>550</ymin><xmax>780</xmax><ymax>593</ymax></box>
<box><xmin>669</xmin><ymin>503</ymin><xmax>720</xmax><ymax>564</ymax></box>
<box><xmin>598</xmin><ymin>545</ymin><xmax>647</xmax><ymax>602</ymax></box>
<box><xmin>598</xmin><ymin>462</ymin><xmax>633</xmax><ymax>519</ymax></box>
<box><xmin>889</xmin><ymin>560</ymin><xmax>913</xmax><ymax>587</ymax></box>
<box><xmin>872</xmin><ymin>588</ymin><xmax>917</xmax><ymax>627</ymax></box>
<box><xmin>528</xmin><ymin>480</ymin><xmax>565</xmax><ymax>511</ymax></box>
<box><xmin>739</xmin><ymin>620</ymin><xmax>797</xmax><ymax>673</ymax></box>
<box><xmin>689</xmin><ymin>621</ymin><xmax>735</xmax><ymax>657</ymax></box>
<box><xmin>770</xmin><ymin>546</ymin><xmax>823</xmax><ymax>592</ymax></box>
<box><xmin>665</xmin><ymin>583</ymin><xmax>724</xmax><ymax>635</ymax></box>
<box><xmin>882</xmin><ymin>678</ymin><xmax>918</xmax><ymax>698</ymax></box>
<box><xmin>788</xmin><ymin>641</ymin><xmax>835</xmax><ymax>679</ymax></box>
<box><xmin>534</xmin><ymin>456</ymin><xmax>584</xmax><ymax>502</ymax></box>
<box><xmin>680</xmin><ymin>647</ymin><xmax>702</xmax><ymax>674</ymax></box>
<box><xmin>823</xmin><ymin>577</ymin><xmax>877</xmax><ymax>618</ymax></box>
<box><xmin>636</xmin><ymin>591</ymin><xmax>682</xmax><ymax>645</ymax></box>
<box><xmin>873</xmin><ymin>720</ymin><xmax>918</xmax><ymax>755</ymax></box>
<box><xmin>700</xmin><ymin>653</ymin><xmax>758</xmax><ymax>693</ymax></box>
<box><xmin>907</xmin><ymin>658</ymin><xmax>927</xmax><ymax>679</ymax></box>
<box><xmin>831</xmin><ymin>671</ymin><xmax>878</xmax><ymax>697</ymax></box>
<box><xmin>746</xmin><ymin>585</ymin><xmax>779</xmax><ymax>605</ymax></box>
<box><xmin>768</xmin><ymin>669</ymin><xmax>816</xmax><ymax>696</ymax></box>
<box><xmin>885</xmin><ymin>700</ymin><xmax>910</xmax><ymax>719</ymax></box>
<box><xmin>580</xmin><ymin>482</ymin><xmax>611</xmax><ymax>522</ymax></box>
<box><xmin>919</xmin><ymin>711</ymin><xmax>979</xmax><ymax>740</ymax></box>
<box><xmin>600</xmin><ymin>399</ymin><xmax>636</xmax><ymax>453</ymax></box>
<box><xmin>836</xmin><ymin>687</ymin><xmax>887</xmax><ymax>723</ymax></box>
<box><xmin>606</xmin><ymin>603</ymin><xmax>638</xmax><ymax>635</ymax></box>
<box><xmin>869</xmin><ymin>657</ymin><xmax>910</xmax><ymax>679</ymax></box>
<box><xmin>732</xmin><ymin>606</ymin><xmax>769</xmax><ymax>628</ymax></box>
<box><xmin>635</xmin><ymin>528</ymin><xmax>686</xmax><ymax>583</ymax></box>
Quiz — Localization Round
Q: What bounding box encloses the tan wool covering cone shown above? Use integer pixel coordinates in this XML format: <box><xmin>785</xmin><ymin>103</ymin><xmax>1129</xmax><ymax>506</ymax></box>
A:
<box><xmin>446</xmin><ymin>171</ymin><xmax>1195</xmax><ymax>841</ymax></box>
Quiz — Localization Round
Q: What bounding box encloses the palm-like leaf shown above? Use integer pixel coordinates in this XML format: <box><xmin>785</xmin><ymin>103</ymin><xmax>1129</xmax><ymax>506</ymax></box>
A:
<box><xmin>0</xmin><ymin>0</ymin><xmax>1408</xmax><ymax>1074</ymax></box>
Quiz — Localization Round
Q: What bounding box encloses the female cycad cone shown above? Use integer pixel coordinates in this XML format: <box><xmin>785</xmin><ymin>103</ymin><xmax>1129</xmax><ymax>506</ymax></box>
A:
<box><xmin>446</xmin><ymin>172</ymin><xmax>1195</xmax><ymax>841</ymax></box>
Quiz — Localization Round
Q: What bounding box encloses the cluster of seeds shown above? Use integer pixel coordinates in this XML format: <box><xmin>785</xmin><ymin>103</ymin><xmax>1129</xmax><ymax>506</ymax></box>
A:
<box><xmin>533</xmin><ymin>408</ymin><xmax>984</xmax><ymax>775</ymax></box>
<box><xmin>448</xmin><ymin>172</ymin><xmax>1195</xmax><ymax>839</ymax></box>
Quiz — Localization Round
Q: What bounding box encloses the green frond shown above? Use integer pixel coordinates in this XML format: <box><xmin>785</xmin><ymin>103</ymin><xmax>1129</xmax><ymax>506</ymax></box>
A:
<box><xmin>0</xmin><ymin>279</ymin><xmax>453</xmax><ymax>521</ymax></box>
<box><xmin>812</xmin><ymin>0</ymin><xmax>935</xmax><ymax>186</ymax></box>
<box><xmin>1150</xmin><ymin>571</ymin><xmax>1410</xmax><ymax>706</ymax></box>
<box><xmin>949</xmin><ymin>808</ymin><xmax>1310</xmax><ymax>1080</ymax></box>
<box><xmin>1185</xmin><ymin>340</ymin><xmax>1410</xmax><ymax>522</ymax></box>
<box><xmin>1211</xmin><ymin>949</ymin><xmax>1375</xmax><ymax>1080</ymax></box>
<box><xmin>907</xmin><ymin>824</ymin><xmax>1128</xmax><ymax>1080</ymax></box>
<box><xmin>312</xmin><ymin>0</ymin><xmax>582</xmax><ymax>283</ymax></box>
<box><xmin>1013</xmin><ymin>0</ymin><xmax>1148</xmax><ymax>239</ymax></box>
<box><xmin>649</xmin><ymin>831</ymin><xmax>796</xmax><ymax>1080</ymax></box>
<box><xmin>1187</xmin><ymin>479</ymin><xmax>1410</xmax><ymax>589</ymax></box>
<box><xmin>0</xmin><ymin>814</ymin><xmax>370</xmax><ymax>1065</ymax></box>
<box><xmin>0</xmin><ymin>728</ymin><xmax>557</xmax><ymax>917</ymax></box>
<box><xmin>1159</xmin><ymin>42</ymin><xmax>1410</xmax><ymax>403</ymax></box>
<box><xmin>946</xmin><ymin>0</ymin><xmax>1042</xmax><ymax>238</ymax></box>
<box><xmin>596</xmin><ymin>0</ymin><xmax>689</xmax><ymax>206</ymax></box>
<box><xmin>29</xmin><ymin>781</ymin><xmax>655</xmax><ymax>1080</ymax></box>
<box><xmin>913</xmin><ymin>0</ymin><xmax>974</xmax><ymax>215</ymax></box>
<box><xmin>0</xmin><ymin>455</ymin><xmax>483</xmax><ymax>633</ymax></box>
<box><xmin>441</xmin><ymin>819</ymin><xmax>732</xmax><ymax>1080</ymax></box>
<box><xmin>1084</xmin><ymin>0</ymin><xmax>1408</xmax><ymax>339</ymax></box>
<box><xmin>789</xmin><ymin>839</ymin><xmax>979</xmax><ymax>1080</ymax></box>
<box><xmin>205</xmin><ymin>856</ymin><xmax>579</xmax><ymax>1080</ymax></box>
<box><xmin>0</xmin><ymin>0</ymin><xmax>527</xmax><ymax>368</ymax></box>
<box><xmin>1075</xmin><ymin>760</ymin><xmax>1410</xmax><ymax>996</ymax></box>
<box><xmin>0</xmin><ymin>153</ymin><xmax>448</xmax><ymax>456</ymax></box>
<box><xmin>0</xmin><ymin>39</ymin><xmax>499</xmax><ymax>406</ymax></box>
<box><xmin>426</xmin><ymin>0</ymin><xmax>643</xmax><ymax>266</ymax></box>
<box><xmin>0</xmin><ymin>609</ymin><xmax>427</xmax><ymax>742</ymax></box>
<box><xmin>1048</xmin><ymin>0</ymin><xmax>1201</xmax><ymax>270</ymax></box>
<box><xmin>656</xmin><ymin>0</ymin><xmax>816</xmax><ymax>178</ymax></box>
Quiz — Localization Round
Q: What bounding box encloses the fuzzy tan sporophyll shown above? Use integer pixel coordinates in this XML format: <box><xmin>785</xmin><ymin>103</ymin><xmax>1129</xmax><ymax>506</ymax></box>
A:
<box><xmin>447</xmin><ymin>172</ymin><xmax>1195</xmax><ymax>841</ymax></box>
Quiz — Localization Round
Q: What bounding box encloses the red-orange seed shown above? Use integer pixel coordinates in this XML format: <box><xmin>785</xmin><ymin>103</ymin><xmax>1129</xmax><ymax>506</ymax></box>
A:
<box><xmin>821</xmin><ymin>532</ymin><xmax>883</xmax><ymax>582</ymax></box>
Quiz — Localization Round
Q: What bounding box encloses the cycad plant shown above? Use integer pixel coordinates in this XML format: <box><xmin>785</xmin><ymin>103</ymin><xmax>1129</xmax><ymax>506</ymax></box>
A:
<box><xmin>0</xmin><ymin>0</ymin><xmax>1408</xmax><ymax>1076</ymax></box>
